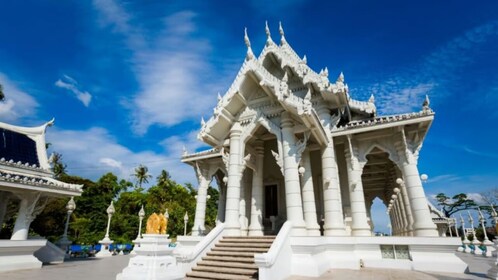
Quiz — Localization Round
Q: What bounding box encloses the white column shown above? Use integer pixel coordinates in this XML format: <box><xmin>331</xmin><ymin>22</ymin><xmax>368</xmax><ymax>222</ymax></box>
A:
<box><xmin>396</xmin><ymin>189</ymin><xmax>409</xmax><ymax>236</ymax></box>
<box><xmin>345</xmin><ymin>137</ymin><xmax>371</xmax><ymax>236</ymax></box>
<box><xmin>249</xmin><ymin>142</ymin><xmax>264</xmax><ymax>236</ymax></box>
<box><xmin>225</xmin><ymin>122</ymin><xmax>243</xmax><ymax>236</ymax></box>
<box><xmin>400</xmin><ymin>162</ymin><xmax>438</xmax><ymax>236</ymax></box>
<box><xmin>398</xmin><ymin>179</ymin><xmax>414</xmax><ymax>236</ymax></box>
<box><xmin>390</xmin><ymin>211</ymin><xmax>397</xmax><ymax>235</ymax></box>
<box><xmin>394</xmin><ymin>199</ymin><xmax>403</xmax><ymax>235</ymax></box>
<box><xmin>316</xmin><ymin>105</ymin><xmax>346</xmax><ymax>236</ymax></box>
<box><xmin>239</xmin><ymin>178</ymin><xmax>248</xmax><ymax>236</ymax></box>
<box><xmin>301</xmin><ymin>149</ymin><xmax>320</xmax><ymax>236</ymax></box>
<box><xmin>281</xmin><ymin>112</ymin><xmax>307</xmax><ymax>236</ymax></box>
<box><xmin>0</xmin><ymin>192</ymin><xmax>11</xmax><ymax>227</ymax></box>
<box><xmin>11</xmin><ymin>193</ymin><xmax>40</xmax><ymax>240</ymax></box>
<box><xmin>192</xmin><ymin>167</ymin><xmax>210</xmax><ymax>236</ymax></box>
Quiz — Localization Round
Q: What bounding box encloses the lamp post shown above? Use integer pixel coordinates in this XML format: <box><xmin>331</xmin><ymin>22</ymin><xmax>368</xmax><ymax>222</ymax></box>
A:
<box><xmin>137</xmin><ymin>205</ymin><xmax>145</xmax><ymax>240</ymax></box>
<box><xmin>478</xmin><ymin>207</ymin><xmax>493</xmax><ymax>257</ymax></box>
<box><xmin>461</xmin><ymin>213</ymin><xmax>471</xmax><ymax>253</ymax></box>
<box><xmin>58</xmin><ymin>197</ymin><xmax>76</xmax><ymax>256</ymax></box>
<box><xmin>97</xmin><ymin>201</ymin><xmax>115</xmax><ymax>258</ymax></box>
<box><xmin>468</xmin><ymin>211</ymin><xmax>482</xmax><ymax>255</ymax></box>
<box><xmin>184</xmin><ymin>212</ymin><xmax>188</xmax><ymax>236</ymax></box>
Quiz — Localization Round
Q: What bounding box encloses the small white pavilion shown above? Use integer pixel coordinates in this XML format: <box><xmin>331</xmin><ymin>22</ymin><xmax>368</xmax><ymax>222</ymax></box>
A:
<box><xmin>177</xmin><ymin>23</ymin><xmax>467</xmax><ymax>279</ymax></box>
<box><xmin>0</xmin><ymin>120</ymin><xmax>82</xmax><ymax>272</ymax></box>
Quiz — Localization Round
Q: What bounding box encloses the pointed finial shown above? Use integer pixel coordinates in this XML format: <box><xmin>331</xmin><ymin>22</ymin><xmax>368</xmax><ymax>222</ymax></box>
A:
<box><xmin>201</xmin><ymin>117</ymin><xmax>206</xmax><ymax>126</ymax></box>
<box><xmin>265</xmin><ymin>21</ymin><xmax>274</xmax><ymax>46</ymax></box>
<box><xmin>282</xmin><ymin>71</ymin><xmax>288</xmax><ymax>82</ymax></box>
<box><xmin>279</xmin><ymin>21</ymin><xmax>287</xmax><ymax>45</ymax></box>
<box><xmin>368</xmin><ymin>93</ymin><xmax>375</xmax><ymax>103</ymax></box>
<box><xmin>244</xmin><ymin>27</ymin><xmax>254</xmax><ymax>60</ymax></box>
<box><xmin>217</xmin><ymin>92</ymin><xmax>222</xmax><ymax>102</ymax></box>
<box><xmin>337</xmin><ymin>71</ymin><xmax>344</xmax><ymax>83</ymax></box>
<box><xmin>182</xmin><ymin>145</ymin><xmax>188</xmax><ymax>156</ymax></box>
<box><xmin>423</xmin><ymin>95</ymin><xmax>430</xmax><ymax>107</ymax></box>
<box><xmin>302</xmin><ymin>55</ymin><xmax>307</xmax><ymax>64</ymax></box>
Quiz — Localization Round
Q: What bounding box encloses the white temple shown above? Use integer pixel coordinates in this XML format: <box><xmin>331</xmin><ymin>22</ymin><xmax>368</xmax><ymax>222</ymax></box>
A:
<box><xmin>178</xmin><ymin>23</ymin><xmax>467</xmax><ymax>279</ymax></box>
<box><xmin>0</xmin><ymin>120</ymin><xmax>82</xmax><ymax>272</ymax></box>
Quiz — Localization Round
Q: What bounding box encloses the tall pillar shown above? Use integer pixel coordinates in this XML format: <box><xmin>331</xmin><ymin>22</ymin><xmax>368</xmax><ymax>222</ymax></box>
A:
<box><xmin>394</xmin><ymin>199</ymin><xmax>403</xmax><ymax>235</ymax></box>
<box><xmin>239</xmin><ymin>178</ymin><xmax>248</xmax><ymax>236</ymax></box>
<box><xmin>390</xmin><ymin>211</ymin><xmax>397</xmax><ymax>235</ymax></box>
<box><xmin>11</xmin><ymin>193</ymin><xmax>41</xmax><ymax>240</ymax></box>
<box><xmin>316</xmin><ymin>105</ymin><xmax>346</xmax><ymax>236</ymax></box>
<box><xmin>0</xmin><ymin>192</ymin><xmax>11</xmax><ymax>227</ymax></box>
<box><xmin>396</xmin><ymin>189</ymin><xmax>409</xmax><ymax>236</ymax></box>
<box><xmin>345</xmin><ymin>136</ymin><xmax>371</xmax><ymax>236</ymax></box>
<box><xmin>300</xmin><ymin>149</ymin><xmax>320</xmax><ymax>236</ymax></box>
<box><xmin>249</xmin><ymin>142</ymin><xmax>264</xmax><ymax>236</ymax></box>
<box><xmin>281</xmin><ymin>112</ymin><xmax>307</xmax><ymax>236</ymax></box>
<box><xmin>225</xmin><ymin>122</ymin><xmax>243</xmax><ymax>236</ymax></box>
<box><xmin>192</xmin><ymin>166</ymin><xmax>210</xmax><ymax>236</ymax></box>
<box><xmin>398</xmin><ymin>179</ymin><xmax>414</xmax><ymax>236</ymax></box>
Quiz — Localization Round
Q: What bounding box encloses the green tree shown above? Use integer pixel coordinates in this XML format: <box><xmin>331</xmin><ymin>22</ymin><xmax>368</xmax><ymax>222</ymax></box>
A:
<box><xmin>133</xmin><ymin>164</ymin><xmax>152</xmax><ymax>190</ymax></box>
<box><xmin>435</xmin><ymin>193</ymin><xmax>476</xmax><ymax>218</ymax></box>
<box><xmin>157</xmin><ymin>170</ymin><xmax>171</xmax><ymax>186</ymax></box>
<box><xmin>50</xmin><ymin>152</ymin><xmax>67</xmax><ymax>178</ymax></box>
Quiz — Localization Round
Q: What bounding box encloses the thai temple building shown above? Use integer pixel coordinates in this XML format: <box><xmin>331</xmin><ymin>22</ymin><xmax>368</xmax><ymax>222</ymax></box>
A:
<box><xmin>0</xmin><ymin>120</ymin><xmax>82</xmax><ymax>272</ymax></box>
<box><xmin>179</xmin><ymin>23</ymin><xmax>466</xmax><ymax>279</ymax></box>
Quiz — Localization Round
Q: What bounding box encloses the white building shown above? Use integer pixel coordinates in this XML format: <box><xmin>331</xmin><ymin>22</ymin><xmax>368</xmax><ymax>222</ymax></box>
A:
<box><xmin>178</xmin><ymin>24</ymin><xmax>466</xmax><ymax>280</ymax></box>
<box><xmin>0</xmin><ymin>120</ymin><xmax>82</xmax><ymax>272</ymax></box>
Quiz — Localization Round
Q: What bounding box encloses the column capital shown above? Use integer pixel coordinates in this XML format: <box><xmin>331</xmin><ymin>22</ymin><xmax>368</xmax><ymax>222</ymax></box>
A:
<box><xmin>230</xmin><ymin>122</ymin><xmax>242</xmax><ymax>137</ymax></box>
<box><xmin>280</xmin><ymin>111</ymin><xmax>293</xmax><ymax>129</ymax></box>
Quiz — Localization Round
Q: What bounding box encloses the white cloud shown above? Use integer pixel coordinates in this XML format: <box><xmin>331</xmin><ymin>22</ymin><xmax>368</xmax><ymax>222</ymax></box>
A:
<box><xmin>354</xmin><ymin>20</ymin><xmax>498</xmax><ymax>115</ymax></box>
<box><xmin>46</xmin><ymin>126</ymin><xmax>202</xmax><ymax>186</ymax></box>
<box><xmin>0</xmin><ymin>73</ymin><xmax>38</xmax><ymax>122</ymax></box>
<box><xmin>92</xmin><ymin>2</ymin><xmax>219</xmax><ymax>135</ymax></box>
<box><xmin>55</xmin><ymin>75</ymin><xmax>92</xmax><ymax>107</ymax></box>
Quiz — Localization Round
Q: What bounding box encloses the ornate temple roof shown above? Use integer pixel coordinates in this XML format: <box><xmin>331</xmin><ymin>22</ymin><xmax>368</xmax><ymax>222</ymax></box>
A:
<box><xmin>0</xmin><ymin>120</ymin><xmax>82</xmax><ymax>196</ymax></box>
<box><xmin>184</xmin><ymin>23</ymin><xmax>433</xmax><ymax>161</ymax></box>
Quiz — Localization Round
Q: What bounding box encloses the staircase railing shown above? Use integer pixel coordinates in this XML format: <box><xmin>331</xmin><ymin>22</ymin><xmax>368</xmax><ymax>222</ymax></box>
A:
<box><xmin>254</xmin><ymin>221</ymin><xmax>293</xmax><ymax>280</ymax></box>
<box><xmin>175</xmin><ymin>223</ymin><xmax>225</xmax><ymax>274</ymax></box>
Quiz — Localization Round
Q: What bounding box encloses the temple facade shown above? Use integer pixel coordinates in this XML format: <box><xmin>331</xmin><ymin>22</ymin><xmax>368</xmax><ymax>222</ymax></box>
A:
<box><xmin>182</xmin><ymin>23</ymin><xmax>439</xmax><ymax>238</ymax></box>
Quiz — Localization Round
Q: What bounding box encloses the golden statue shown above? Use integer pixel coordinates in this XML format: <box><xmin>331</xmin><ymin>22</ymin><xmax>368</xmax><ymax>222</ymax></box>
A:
<box><xmin>145</xmin><ymin>211</ymin><xmax>169</xmax><ymax>234</ymax></box>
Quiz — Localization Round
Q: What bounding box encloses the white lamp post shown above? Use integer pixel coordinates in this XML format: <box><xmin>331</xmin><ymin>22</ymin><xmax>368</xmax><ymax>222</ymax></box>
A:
<box><xmin>461</xmin><ymin>213</ymin><xmax>471</xmax><ymax>253</ymax></box>
<box><xmin>478</xmin><ymin>207</ymin><xmax>493</xmax><ymax>257</ymax></box>
<box><xmin>97</xmin><ymin>201</ymin><xmax>115</xmax><ymax>258</ymax></box>
<box><xmin>58</xmin><ymin>197</ymin><xmax>76</xmax><ymax>256</ymax></box>
<box><xmin>137</xmin><ymin>205</ymin><xmax>145</xmax><ymax>239</ymax></box>
<box><xmin>468</xmin><ymin>211</ymin><xmax>482</xmax><ymax>255</ymax></box>
<box><xmin>420</xmin><ymin>174</ymin><xmax>428</xmax><ymax>183</ymax></box>
<box><xmin>184</xmin><ymin>212</ymin><xmax>189</xmax><ymax>236</ymax></box>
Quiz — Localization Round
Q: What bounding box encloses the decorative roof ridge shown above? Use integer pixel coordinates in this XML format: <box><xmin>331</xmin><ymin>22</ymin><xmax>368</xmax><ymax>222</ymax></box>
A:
<box><xmin>182</xmin><ymin>147</ymin><xmax>221</xmax><ymax>159</ymax></box>
<box><xmin>335</xmin><ymin>110</ymin><xmax>434</xmax><ymax>131</ymax></box>
<box><xmin>0</xmin><ymin>157</ymin><xmax>51</xmax><ymax>172</ymax></box>
<box><xmin>348</xmin><ymin>95</ymin><xmax>376</xmax><ymax>116</ymax></box>
<box><xmin>0</xmin><ymin>118</ymin><xmax>54</xmax><ymax>136</ymax></box>
<box><xmin>0</xmin><ymin>169</ymin><xmax>83</xmax><ymax>193</ymax></box>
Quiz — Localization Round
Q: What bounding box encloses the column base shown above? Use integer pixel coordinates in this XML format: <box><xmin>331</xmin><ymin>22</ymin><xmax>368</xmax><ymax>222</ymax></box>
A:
<box><xmin>224</xmin><ymin>227</ymin><xmax>241</xmax><ymax>236</ymax></box>
<box><xmin>291</xmin><ymin>225</ymin><xmax>308</xmax><ymax>236</ymax></box>
<box><xmin>324</xmin><ymin>225</ymin><xmax>347</xmax><ymax>236</ymax></box>
<box><xmin>413</xmin><ymin>228</ymin><xmax>439</xmax><ymax>237</ymax></box>
<box><xmin>248</xmin><ymin>229</ymin><xmax>264</xmax><ymax>236</ymax></box>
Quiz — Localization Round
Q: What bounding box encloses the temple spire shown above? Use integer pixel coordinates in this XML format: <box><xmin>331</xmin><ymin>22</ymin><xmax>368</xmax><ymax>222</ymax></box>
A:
<box><xmin>302</xmin><ymin>55</ymin><xmax>307</xmax><ymax>64</ymax></box>
<box><xmin>217</xmin><ymin>92</ymin><xmax>222</xmax><ymax>102</ymax></box>
<box><xmin>201</xmin><ymin>117</ymin><xmax>206</xmax><ymax>127</ymax></box>
<box><xmin>279</xmin><ymin>21</ymin><xmax>287</xmax><ymax>46</ymax></box>
<box><xmin>265</xmin><ymin>21</ymin><xmax>274</xmax><ymax>46</ymax></box>
<box><xmin>244</xmin><ymin>27</ymin><xmax>254</xmax><ymax>60</ymax></box>
<box><xmin>337</xmin><ymin>71</ymin><xmax>344</xmax><ymax>83</ymax></box>
<box><xmin>368</xmin><ymin>93</ymin><xmax>375</xmax><ymax>103</ymax></box>
<box><xmin>422</xmin><ymin>94</ymin><xmax>431</xmax><ymax>112</ymax></box>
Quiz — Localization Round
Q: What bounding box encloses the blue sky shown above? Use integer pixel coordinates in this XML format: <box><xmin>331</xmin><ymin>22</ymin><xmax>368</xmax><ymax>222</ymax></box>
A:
<box><xmin>1</xmin><ymin>1</ymin><xmax>497</xmax><ymax>232</ymax></box>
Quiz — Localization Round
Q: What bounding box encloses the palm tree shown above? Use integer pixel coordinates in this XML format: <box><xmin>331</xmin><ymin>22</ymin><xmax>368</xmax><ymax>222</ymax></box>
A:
<box><xmin>157</xmin><ymin>170</ymin><xmax>171</xmax><ymax>186</ymax></box>
<box><xmin>0</xmin><ymin>83</ymin><xmax>5</xmax><ymax>101</ymax></box>
<box><xmin>133</xmin><ymin>164</ymin><xmax>152</xmax><ymax>190</ymax></box>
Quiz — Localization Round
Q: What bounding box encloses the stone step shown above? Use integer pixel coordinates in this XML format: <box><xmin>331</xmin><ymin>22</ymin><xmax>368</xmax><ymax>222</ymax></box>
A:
<box><xmin>193</xmin><ymin>265</ymin><xmax>257</xmax><ymax>276</ymax></box>
<box><xmin>185</xmin><ymin>271</ymin><xmax>255</xmax><ymax>280</ymax></box>
<box><xmin>219</xmin><ymin>239</ymin><xmax>274</xmax><ymax>244</ymax></box>
<box><xmin>197</xmin><ymin>260</ymin><xmax>258</xmax><ymax>270</ymax></box>
<box><xmin>207</xmin><ymin>251</ymin><xmax>256</xmax><ymax>257</ymax></box>
<box><xmin>216</xmin><ymin>242</ymin><xmax>271</xmax><ymax>248</ymax></box>
<box><xmin>212</xmin><ymin>247</ymin><xmax>269</xmax><ymax>253</ymax></box>
<box><xmin>202</xmin><ymin>255</ymin><xmax>255</xmax><ymax>263</ymax></box>
<box><xmin>223</xmin><ymin>236</ymin><xmax>276</xmax><ymax>240</ymax></box>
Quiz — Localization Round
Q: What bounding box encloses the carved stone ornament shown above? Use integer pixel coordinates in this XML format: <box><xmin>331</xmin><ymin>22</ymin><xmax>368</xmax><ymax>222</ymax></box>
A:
<box><xmin>271</xmin><ymin>150</ymin><xmax>284</xmax><ymax>175</ymax></box>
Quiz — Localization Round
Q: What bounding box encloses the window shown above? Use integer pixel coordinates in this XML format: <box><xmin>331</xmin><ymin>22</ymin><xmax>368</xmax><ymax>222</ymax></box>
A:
<box><xmin>380</xmin><ymin>245</ymin><xmax>410</xmax><ymax>260</ymax></box>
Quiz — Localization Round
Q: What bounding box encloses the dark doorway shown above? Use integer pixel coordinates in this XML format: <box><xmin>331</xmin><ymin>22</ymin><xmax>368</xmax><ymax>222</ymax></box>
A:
<box><xmin>264</xmin><ymin>185</ymin><xmax>278</xmax><ymax>218</ymax></box>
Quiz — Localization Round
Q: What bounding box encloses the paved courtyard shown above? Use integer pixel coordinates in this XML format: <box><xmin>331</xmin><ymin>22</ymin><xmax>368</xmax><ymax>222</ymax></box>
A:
<box><xmin>0</xmin><ymin>252</ymin><xmax>493</xmax><ymax>280</ymax></box>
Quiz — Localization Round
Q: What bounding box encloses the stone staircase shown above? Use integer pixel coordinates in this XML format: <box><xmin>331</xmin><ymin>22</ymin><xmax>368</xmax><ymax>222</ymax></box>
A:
<box><xmin>185</xmin><ymin>235</ymin><xmax>276</xmax><ymax>280</ymax></box>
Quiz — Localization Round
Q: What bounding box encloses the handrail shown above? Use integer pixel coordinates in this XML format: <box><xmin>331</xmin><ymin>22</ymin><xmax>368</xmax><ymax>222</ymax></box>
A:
<box><xmin>254</xmin><ymin>221</ymin><xmax>292</xmax><ymax>267</ymax></box>
<box><xmin>175</xmin><ymin>223</ymin><xmax>224</xmax><ymax>262</ymax></box>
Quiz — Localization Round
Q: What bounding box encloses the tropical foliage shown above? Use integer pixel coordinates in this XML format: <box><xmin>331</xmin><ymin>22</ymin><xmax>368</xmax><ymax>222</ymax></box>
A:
<box><xmin>435</xmin><ymin>193</ymin><xmax>476</xmax><ymax>217</ymax></box>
